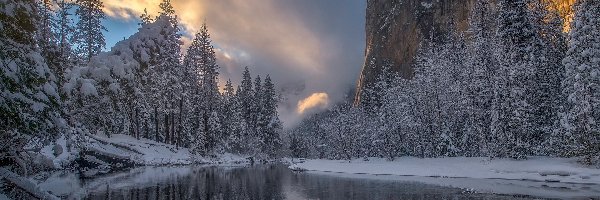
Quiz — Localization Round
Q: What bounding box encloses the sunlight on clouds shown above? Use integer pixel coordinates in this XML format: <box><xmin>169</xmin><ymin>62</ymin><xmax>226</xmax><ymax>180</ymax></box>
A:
<box><xmin>102</xmin><ymin>0</ymin><xmax>324</xmax><ymax>74</ymax></box>
<box><xmin>102</xmin><ymin>0</ymin><xmax>163</xmax><ymax>20</ymax></box>
<box><xmin>297</xmin><ymin>93</ymin><xmax>329</xmax><ymax>114</ymax></box>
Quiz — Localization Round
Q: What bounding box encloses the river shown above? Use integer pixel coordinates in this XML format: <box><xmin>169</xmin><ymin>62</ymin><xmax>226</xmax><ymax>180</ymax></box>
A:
<box><xmin>38</xmin><ymin>164</ymin><xmax>554</xmax><ymax>199</ymax></box>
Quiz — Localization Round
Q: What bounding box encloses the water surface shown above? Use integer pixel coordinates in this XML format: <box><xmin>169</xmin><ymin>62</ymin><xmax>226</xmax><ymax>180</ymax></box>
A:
<box><xmin>41</xmin><ymin>165</ymin><xmax>557</xmax><ymax>199</ymax></box>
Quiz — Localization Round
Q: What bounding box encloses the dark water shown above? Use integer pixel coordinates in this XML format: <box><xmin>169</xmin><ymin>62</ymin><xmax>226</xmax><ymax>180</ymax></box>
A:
<box><xmin>74</xmin><ymin>165</ymin><xmax>538</xmax><ymax>200</ymax></box>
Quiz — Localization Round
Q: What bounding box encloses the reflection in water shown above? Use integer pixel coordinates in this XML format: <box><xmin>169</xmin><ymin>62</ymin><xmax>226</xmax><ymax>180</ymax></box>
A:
<box><xmin>78</xmin><ymin>165</ymin><xmax>532</xmax><ymax>200</ymax></box>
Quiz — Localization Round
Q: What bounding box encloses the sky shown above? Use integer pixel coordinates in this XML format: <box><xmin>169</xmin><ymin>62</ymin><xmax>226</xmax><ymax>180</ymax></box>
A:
<box><xmin>101</xmin><ymin>0</ymin><xmax>366</xmax><ymax>128</ymax></box>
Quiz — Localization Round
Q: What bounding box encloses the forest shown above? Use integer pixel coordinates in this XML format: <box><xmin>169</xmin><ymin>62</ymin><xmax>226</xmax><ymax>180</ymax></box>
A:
<box><xmin>1</xmin><ymin>0</ymin><xmax>283</xmax><ymax>178</ymax></box>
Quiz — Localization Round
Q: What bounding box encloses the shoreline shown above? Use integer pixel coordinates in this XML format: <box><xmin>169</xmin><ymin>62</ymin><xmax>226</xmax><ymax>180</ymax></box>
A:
<box><xmin>289</xmin><ymin>157</ymin><xmax>600</xmax><ymax>198</ymax></box>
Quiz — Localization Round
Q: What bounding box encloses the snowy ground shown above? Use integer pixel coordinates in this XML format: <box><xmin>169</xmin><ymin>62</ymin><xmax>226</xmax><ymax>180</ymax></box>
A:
<box><xmin>85</xmin><ymin>133</ymin><xmax>194</xmax><ymax>166</ymax></box>
<box><xmin>289</xmin><ymin>157</ymin><xmax>600</xmax><ymax>198</ymax></box>
<box><xmin>40</xmin><ymin>133</ymin><xmax>251</xmax><ymax>168</ymax></box>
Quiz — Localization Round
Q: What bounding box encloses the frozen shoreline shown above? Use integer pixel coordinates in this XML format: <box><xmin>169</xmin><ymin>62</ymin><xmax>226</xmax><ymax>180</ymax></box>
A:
<box><xmin>40</xmin><ymin>134</ymin><xmax>253</xmax><ymax>170</ymax></box>
<box><xmin>289</xmin><ymin>157</ymin><xmax>600</xmax><ymax>198</ymax></box>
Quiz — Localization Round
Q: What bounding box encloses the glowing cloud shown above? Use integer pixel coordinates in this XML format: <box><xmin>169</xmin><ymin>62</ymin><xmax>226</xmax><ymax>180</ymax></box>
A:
<box><xmin>297</xmin><ymin>93</ymin><xmax>329</xmax><ymax>114</ymax></box>
<box><xmin>102</xmin><ymin>0</ymin><xmax>164</xmax><ymax>20</ymax></box>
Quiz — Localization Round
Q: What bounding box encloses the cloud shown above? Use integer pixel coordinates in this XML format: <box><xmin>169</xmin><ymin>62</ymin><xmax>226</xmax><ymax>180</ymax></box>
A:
<box><xmin>102</xmin><ymin>0</ymin><xmax>163</xmax><ymax>20</ymax></box>
<box><xmin>102</xmin><ymin>0</ymin><xmax>366</xmax><ymax>128</ymax></box>
<box><xmin>297</xmin><ymin>93</ymin><xmax>329</xmax><ymax>114</ymax></box>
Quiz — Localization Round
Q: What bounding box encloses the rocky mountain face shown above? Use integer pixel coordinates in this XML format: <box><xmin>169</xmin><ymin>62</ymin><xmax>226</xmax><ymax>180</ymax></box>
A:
<box><xmin>354</xmin><ymin>0</ymin><xmax>475</xmax><ymax>105</ymax></box>
<box><xmin>353</xmin><ymin>0</ymin><xmax>575</xmax><ymax>105</ymax></box>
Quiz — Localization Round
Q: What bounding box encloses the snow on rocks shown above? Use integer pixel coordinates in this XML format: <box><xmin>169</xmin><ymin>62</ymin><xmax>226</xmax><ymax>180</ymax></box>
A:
<box><xmin>80</xmin><ymin>134</ymin><xmax>253</xmax><ymax>167</ymax></box>
<box><xmin>83</xmin><ymin>133</ymin><xmax>192</xmax><ymax>167</ymax></box>
<box><xmin>40</xmin><ymin>135</ymin><xmax>79</xmax><ymax>169</ymax></box>
<box><xmin>0</xmin><ymin>168</ymin><xmax>60</xmax><ymax>200</ymax></box>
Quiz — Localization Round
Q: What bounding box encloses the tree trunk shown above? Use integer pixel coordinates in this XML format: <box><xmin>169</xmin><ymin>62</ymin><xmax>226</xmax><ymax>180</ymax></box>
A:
<box><xmin>155</xmin><ymin>107</ymin><xmax>159</xmax><ymax>142</ymax></box>
<box><xmin>165</xmin><ymin>112</ymin><xmax>170</xmax><ymax>144</ymax></box>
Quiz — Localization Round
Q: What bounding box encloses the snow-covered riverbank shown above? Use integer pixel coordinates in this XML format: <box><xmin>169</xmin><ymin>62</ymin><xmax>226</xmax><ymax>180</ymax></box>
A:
<box><xmin>289</xmin><ymin>157</ymin><xmax>600</xmax><ymax>198</ymax></box>
<box><xmin>290</xmin><ymin>157</ymin><xmax>600</xmax><ymax>184</ymax></box>
<box><xmin>1</xmin><ymin>134</ymin><xmax>257</xmax><ymax>199</ymax></box>
<box><xmin>40</xmin><ymin>134</ymin><xmax>251</xmax><ymax>170</ymax></box>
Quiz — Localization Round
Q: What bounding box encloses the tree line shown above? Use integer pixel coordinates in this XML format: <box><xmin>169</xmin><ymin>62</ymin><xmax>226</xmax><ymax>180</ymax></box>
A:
<box><xmin>288</xmin><ymin>0</ymin><xmax>599</xmax><ymax>166</ymax></box>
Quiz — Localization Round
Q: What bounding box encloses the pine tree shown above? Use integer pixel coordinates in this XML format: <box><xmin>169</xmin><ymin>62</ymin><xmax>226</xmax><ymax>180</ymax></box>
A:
<box><xmin>465</xmin><ymin>0</ymin><xmax>497</xmax><ymax>157</ymax></box>
<box><xmin>139</xmin><ymin>8</ymin><xmax>153</xmax><ymax>26</ymax></box>
<box><xmin>528</xmin><ymin>0</ymin><xmax>567</xmax><ymax>154</ymax></box>
<box><xmin>73</xmin><ymin>0</ymin><xmax>106</xmax><ymax>63</ymax></box>
<box><xmin>220</xmin><ymin>79</ymin><xmax>235</xmax><ymax>144</ymax></box>
<box><xmin>259</xmin><ymin>75</ymin><xmax>282</xmax><ymax>157</ymax></box>
<box><xmin>378</xmin><ymin>77</ymin><xmax>414</xmax><ymax>160</ymax></box>
<box><xmin>158</xmin><ymin>0</ymin><xmax>177</xmax><ymax>26</ymax></box>
<box><xmin>184</xmin><ymin>20</ymin><xmax>221</xmax><ymax>154</ymax></box>
<box><xmin>37</xmin><ymin>0</ymin><xmax>56</xmax><ymax>56</ymax></box>
<box><xmin>54</xmin><ymin>0</ymin><xmax>75</xmax><ymax>56</ymax></box>
<box><xmin>492</xmin><ymin>0</ymin><xmax>538</xmax><ymax>159</ymax></box>
<box><xmin>198</xmin><ymin>22</ymin><xmax>221</xmax><ymax>154</ymax></box>
<box><xmin>560</xmin><ymin>0</ymin><xmax>600</xmax><ymax>165</ymax></box>
<box><xmin>1</xmin><ymin>0</ymin><xmax>64</xmax><ymax>175</ymax></box>
<box><xmin>52</xmin><ymin>0</ymin><xmax>75</xmax><ymax>84</ymax></box>
<box><xmin>223</xmin><ymin>81</ymin><xmax>246</xmax><ymax>154</ymax></box>
<box><xmin>239</xmin><ymin>67</ymin><xmax>254</xmax><ymax>126</ymax></box>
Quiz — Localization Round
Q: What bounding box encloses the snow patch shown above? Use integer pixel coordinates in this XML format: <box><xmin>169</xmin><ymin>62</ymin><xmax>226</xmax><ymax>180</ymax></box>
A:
<box><xmin>291</xmin><ymin>157</ymin><xmax>600</xmax><ymax>184</ymax></box>
<box><xmin>421</xmin><ymin>2</ymin><xmax>433</xmax><ymax>9</ymax></box>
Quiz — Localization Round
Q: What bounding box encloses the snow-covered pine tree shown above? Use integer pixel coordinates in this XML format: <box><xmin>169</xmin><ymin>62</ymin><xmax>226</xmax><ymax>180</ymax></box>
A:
<box><xmin>222</xmin><ymin>80</ymin><xmax>246</xmax><ymax>154</ymax></box>
<box><xmin>54</xmin><ymin>0</ymin><xmax>74</xmax><ymax>55</ymax></box>
<box><xmin>377</xmin><ymin>76</ymin><xmax>414</xmax><ymax>160</ymax></box>
<box><xmin>239</xmin><ymin>66</ymin><xmax>253</xmax><ymax>120</ymax></box>
<box><xmin>205</xmin><ymin>110</ymin><xmax>222</xmax><ymax>154</ymax></box>
<box><xmin>233</xmin><ymin>84</ymin><xmax>251</xmax><ymax>153</ymax></box>
<box><xmin>492</xmin><ymin>0</ymin><xmax>538</xmax><ymax>159</ymax></box>
<box><xmin>1</xmin><ymin>0</ymin><xmax>64</xmax><ymax>175</ymax></box>
<box><xmin>288</xmin><ymin>129</ymin><xmax>309</xmax><ymax>158</ymax></box>
<box><xmin>194</xmin><ymin>21</ymin><xmax>222</xmax><ymax>154</ymax></box>
<box><xmin>51</xmin><ymin>0</ymin><xmax>75</xmax><ymax>85</ymax></box>
<box><xmin>37</xmin><ymin>0</ymin><xmax>55</xmax><ymax>53</ymax></box>
<box><xmin>36</xmin><ymin>0</ymin><xmax>73</xmax><ymax>90</ymax></box>
<box><xmin>559</xmin><ymin>0</ymin><xmax>600</xmax><ymax>165</ymax></box>
<box><xmin>412</xmin><ymin>38</ymin><xmax>455</xmax><ymax>157</ymax></box>
<box><xmin>158</xmin><ymin>0</ymin><xmax>177</xmax><ymax>28</ymax></box>
<box><xmin>160</xmin><ymin>0</ymin><xmax>182</xmax><ymax>145</ymax></box>
<box><xmin>181</xmin><ymin>31</ymin><xmax>202</xmax><ymax>148</ymax></box>
<box><xmin>259</xmin><ymin>75</ymin><xmax>282</xmax><ymax>157</ymax></box>
<box><xmin>221</xmin><ymin>79</ymin><xmax>235</xmax><ymax>137</ymax></box>
<box><xmin>465</xmin><ymin>0</ymin><xmax>497</xmax><ymax>157</ymax></box>
<box><xmin>528</xmin><ymin>0</ymin><xmax>567</xmax><ymax>154</ymax></box>
<box><xmin>73</xmin><ymin>0</ymin><xmax>106</xmax><ymax>63</ymax></box>
<box><xmin>140</xmin><ymin>0</ymin><xmax>182</xmax><ymax>143</ymax></box>
<box><xmin>252</xmin><ymin>75</ymin><xmax>263</xmax><ymax>133</ymax></box>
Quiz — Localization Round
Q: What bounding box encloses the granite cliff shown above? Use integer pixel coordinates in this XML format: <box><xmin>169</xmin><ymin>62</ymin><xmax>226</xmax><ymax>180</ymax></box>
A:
<box><xmin>354</xmin><ymin>0</ymin><xmax>574</xmax><ymax>105</ymax></box>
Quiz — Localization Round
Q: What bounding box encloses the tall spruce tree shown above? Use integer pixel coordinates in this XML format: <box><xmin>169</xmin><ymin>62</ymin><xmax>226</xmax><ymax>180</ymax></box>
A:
<box><xmin>492</xmin><ymin>0</ymin><xmax>537</xmax><ymax>159</ymax></box>
<box><xmin>465</xmin><ymin>0</ymin><xmax>497</xmax><ymax>157</ymax></box>
<box><xmin>259</xmin><ymin>75</ymin><xmax>282</xmax><ymax>157</ymax></box>
<box><xmin>73</xmin><ymin>0</ymin><xmax>106</xmax><ymax>63</ymax></box>
<box><xmin>560</xmin><ymin>0</ymin><xmax>600</xmax><ymax>165</ymax></box>
<box><xmin>240</xmin><ymin>67</ymin><xmax>254</xmax><ymax>127</ymax></box>
<box><xmin>528</xmin><ymin>0</ymin><xmax>567</xmax><ymax>154</ymax></box>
